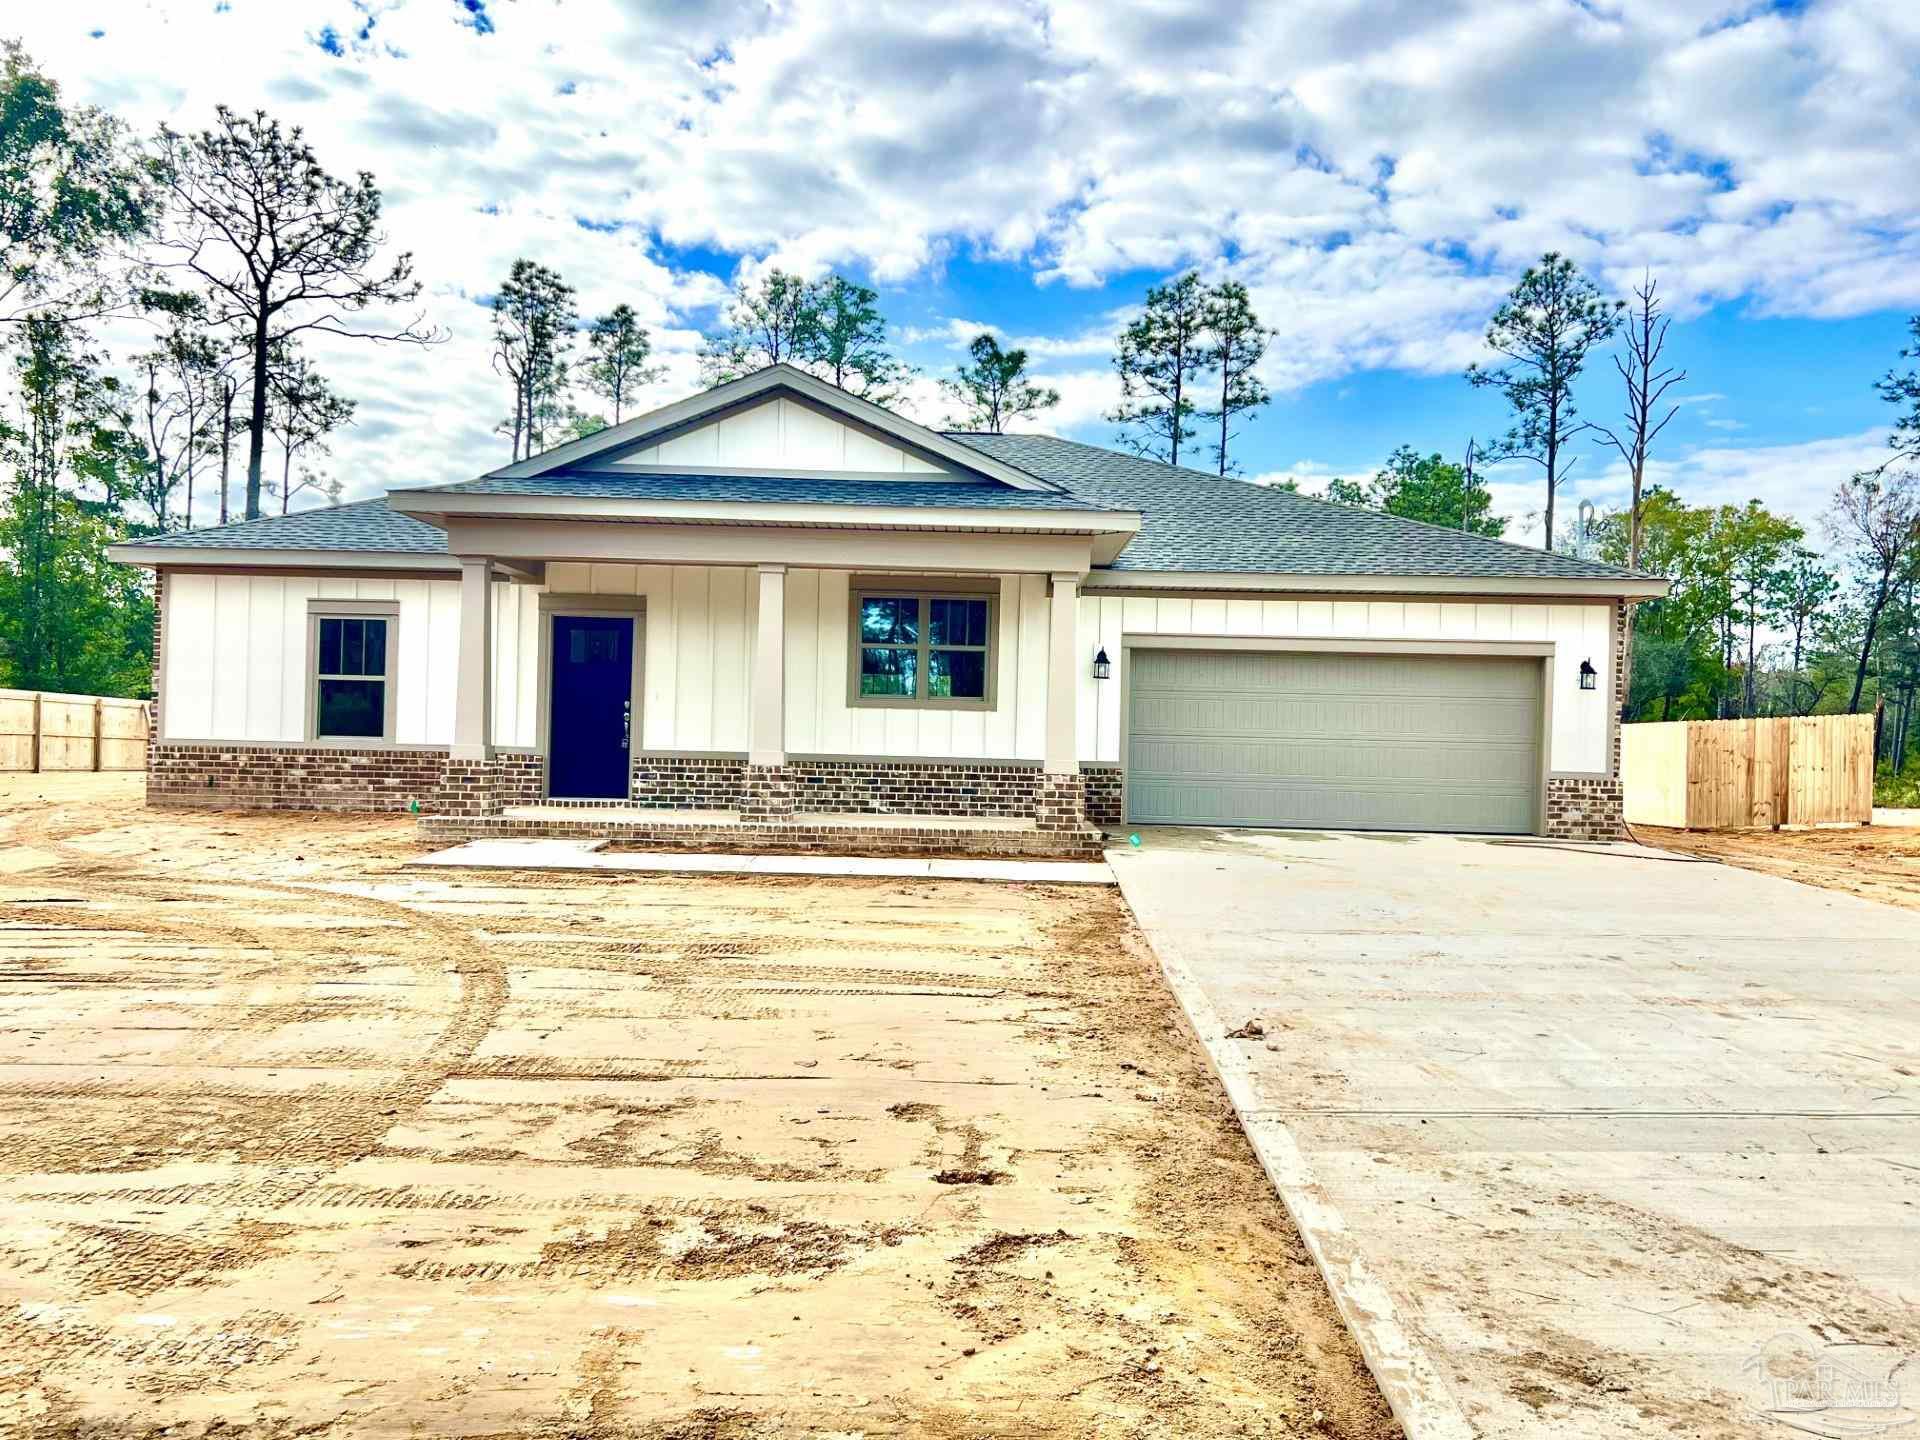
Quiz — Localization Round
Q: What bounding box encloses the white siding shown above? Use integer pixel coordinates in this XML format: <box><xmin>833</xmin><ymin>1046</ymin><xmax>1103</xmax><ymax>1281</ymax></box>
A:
<box><xmin>616</xmin><ymin>396</ymin><xmax>948</xmax><ymax>474</ymax></box>
<box><xmin>163</xmin><ymin>564</ymin><xmax>1614</xmax><ymax>774</ymax></box>
<box><xmin>161</xmin><ymin>572</ymin><xmax>531</xmax><ymax>746</ymax></box>
<box><xmin>545</xmin><ymin>562</ymin><xmax>1051</xmax><ymax>761</ymax></box>
<box><xmin>1077</xmin><ymin>593</ymin><xmax>1615</xmax><ymax>774</ymax></box>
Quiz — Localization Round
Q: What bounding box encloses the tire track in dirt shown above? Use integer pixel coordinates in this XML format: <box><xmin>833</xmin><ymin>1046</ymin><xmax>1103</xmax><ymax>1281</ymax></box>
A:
<box><xmin>1</xmin><ymin>811</ymin><xmax>508</xmax><ymax>1185</ymax></box>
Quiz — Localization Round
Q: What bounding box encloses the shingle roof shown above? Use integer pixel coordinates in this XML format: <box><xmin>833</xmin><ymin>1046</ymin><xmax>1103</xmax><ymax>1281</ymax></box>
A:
<box><xmin>124</xmin><ymin>434</ymin><xmax>1650</xmax><ymax>586</ymax></box>
<box><xmin>421</xmin><ymin>470</ymin><xmax>1113</xmax><ymax>512</ymax></box>
<box><xmin>947</xmin><ymin>432</ymin><xmax>1646</xmax><ymax>581</ymax></box>
<box><xmin>127</xmin><ymin>498</ymin><xmax>449</xmax><ymax>554</ymax></box>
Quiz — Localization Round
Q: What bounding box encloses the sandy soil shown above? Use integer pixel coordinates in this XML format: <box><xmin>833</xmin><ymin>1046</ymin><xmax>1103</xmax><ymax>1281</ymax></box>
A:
<box><xmin>0</xmin><ymin>773</ymin><xmax>1395</xmax><ymax>1439</ymax></box>
<box><xmin>1634</xmin><ymin>819</ymin><xmax>1920</xmax><ymax>912</ymax></box>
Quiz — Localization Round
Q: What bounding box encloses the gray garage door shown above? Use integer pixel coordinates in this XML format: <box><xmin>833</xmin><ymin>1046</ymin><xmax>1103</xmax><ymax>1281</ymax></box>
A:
<box><xmin>1127</xmin><ymin>648</ymin><xmax>1542</xmax><ymax>833</ymax></box>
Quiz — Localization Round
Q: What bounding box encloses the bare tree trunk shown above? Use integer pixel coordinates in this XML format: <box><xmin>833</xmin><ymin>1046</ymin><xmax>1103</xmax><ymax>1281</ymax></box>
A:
<box><xmin>1849</xmin><ymin>574</ymin><xmax>1893</xmax><ymax>713</ymax></box>
<box><xmin>1169</xmin><ymin>334</ymin><xmax>1184</xmax><ymax>470</ymax></box>
<box><xmin>1217</xmin><ymin>360</ymin><xmax>1229</xmax><ymax>478</ymax></box>
<box><xmin>1543</xmin><ymin>399</ymin><xmax>1559</xmax><ymax>551</ymax></box>
<box><xmin>183</xmin><ymin>393</ymin><xmax>197</xmax><ymax>532</ymax></box>
<box><xmin>219</xmin><ymin>381</ymin><xmax>234</xmax><ymax>526</ymax></box>
<box><xmin>246</xmin><ymin>308</ymin><xmax>270</xmax><ymax>520</ymax></box>
<box><xmin>1895</xmin><ymin>684</ymin><xmax>1913</xmax><ymax>775</ymax></box>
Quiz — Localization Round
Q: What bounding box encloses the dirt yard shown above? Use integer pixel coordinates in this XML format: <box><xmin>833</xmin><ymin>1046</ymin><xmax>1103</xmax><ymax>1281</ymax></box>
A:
<box><xmin>0</xmin><ymin>773</ymin><xmax>1395</xmax><ymax>1440</ymax></box>
<box><xmin>1634</xmin><ymin>818</ymin><xmax>1920</xmax><ymax>913</ymax></box>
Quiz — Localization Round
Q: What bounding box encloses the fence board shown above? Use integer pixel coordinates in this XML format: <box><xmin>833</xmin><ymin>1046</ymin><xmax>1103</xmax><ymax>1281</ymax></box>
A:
<box><xmin>0</xmin><ymin>689</ymin><xmax>148</xmax><ymax>773</ymax></box>
<box><xmin>1623</xmin><ymin>713</ymin><xmax>1874</xmax><ymax>829</ymax></box>
<box><xmin>1619</xmin><ymin>722</ymin><xmax>1689</xmax><ymax>826</ymax></box>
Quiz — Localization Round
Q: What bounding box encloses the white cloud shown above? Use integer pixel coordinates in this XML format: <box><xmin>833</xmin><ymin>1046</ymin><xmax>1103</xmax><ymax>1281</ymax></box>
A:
<box><xmin>9</xmin><ymin>0</ymin><xmax>1919</xmax><ymax>520</ymax></box>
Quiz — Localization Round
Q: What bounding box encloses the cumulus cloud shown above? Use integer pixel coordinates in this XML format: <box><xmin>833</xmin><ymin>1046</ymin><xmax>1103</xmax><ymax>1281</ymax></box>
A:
<box><xmin>12</xmin><ymin>0</ymin><xmax>1920</xmax><ymax>518</ymax></box>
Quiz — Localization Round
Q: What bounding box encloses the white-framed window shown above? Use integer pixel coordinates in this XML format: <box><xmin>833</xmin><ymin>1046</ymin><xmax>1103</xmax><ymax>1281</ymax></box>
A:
<box><xmin>848</xmin><ymin>587</ymin><xmax>996</xmax><ymax>710</ymax></box>
<box><xmin>308</xmin><ymin>602</ymin><xmax>398</xmax><ymax>742</ymax></box>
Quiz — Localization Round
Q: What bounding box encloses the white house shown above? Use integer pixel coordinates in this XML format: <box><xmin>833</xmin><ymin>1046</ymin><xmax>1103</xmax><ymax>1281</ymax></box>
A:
<box><xmin>110</xmin><ymin>365</ymin><xmax>1663</xmax><ymax>857</ymax></box>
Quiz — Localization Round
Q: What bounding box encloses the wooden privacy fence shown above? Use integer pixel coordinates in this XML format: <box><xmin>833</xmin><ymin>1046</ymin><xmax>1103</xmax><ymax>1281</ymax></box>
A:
<box><xmin>1621</xmin><ymin>713</ymin><xmax>1875</xmax><ymax>829</ymax></box>
<box><xmin>0</xmin><ymin>689</ymin><xmax>149</xmax><ymax>773</ymax></box>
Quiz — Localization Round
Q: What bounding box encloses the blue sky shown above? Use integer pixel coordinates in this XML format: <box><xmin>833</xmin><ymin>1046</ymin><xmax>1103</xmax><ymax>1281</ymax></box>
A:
<box><xmin>18</xmin><ymin>0</ymin><xmax>1920</xmax><ymax>545</ymax></box>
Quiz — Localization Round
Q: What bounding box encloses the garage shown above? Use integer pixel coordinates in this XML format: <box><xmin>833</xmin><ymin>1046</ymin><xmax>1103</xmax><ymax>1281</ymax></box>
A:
<box><xmin>1125</xmin><ymin>646</ymin><xmax>1544</xmax><ymax>833</ymax></box>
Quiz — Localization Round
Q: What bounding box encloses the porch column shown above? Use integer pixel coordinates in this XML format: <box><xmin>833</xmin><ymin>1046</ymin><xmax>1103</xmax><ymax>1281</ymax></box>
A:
<box><xmin>1045</xmin><ymin>572</ymin><xmax>1080</xmax><ymax>775</ymax></box>
<box><xmin>750</xmin><ymin>563</ymin><xmax>786</xmax><ymax>767</ymax></box>
<box><xmin>452</xmin><ymin>555</ymin><xmax>492</xmax><ymax>761</ymax></box>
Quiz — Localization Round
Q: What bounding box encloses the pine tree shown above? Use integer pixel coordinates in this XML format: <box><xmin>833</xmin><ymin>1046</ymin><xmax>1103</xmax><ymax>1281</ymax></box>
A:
<box><xmin>153</xmin><ymin>106</ymin><xmax>436</xmax><ymax>518</ymax></box>
<box><xmin>1109</xmin><ymin>272</ymin><xmax>1209</xmax><ymax>467</ymax></box>
<box><xmin>798</xmin><ymin>276</ymin><xmax>910</xmax><ymax>402</ymax></box>
<box><xmin>698</xmin><ymin>270</ymin><xmax>819</xmax><ymax>385</ymax></box>
<box><xmin>1467</xmin><ymin>253</ymin><xmax>1623</xmax><ymax>549</ymax></box>
<box><xmin>582</xmin><ymin>303</ymin><xmax>663</xmax><ymax>425</ymax></box>
<box><xmin>490</xmin><ymin>259</ymin><xmax>576</xmax><ymax>461</ymax></box>
<box><xmin>939</xmin><ymin>334</ymin><xmax>1058</xmax><ymax>433</ymax></box>
<box><xmin>1200</xmin><ymin>281</ymin><xmax>1269</xmax><ymax>476</ymax></box>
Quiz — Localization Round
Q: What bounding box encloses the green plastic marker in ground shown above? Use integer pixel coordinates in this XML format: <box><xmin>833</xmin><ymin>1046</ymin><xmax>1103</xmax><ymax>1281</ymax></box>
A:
<box><xmin>1129</xmin><ymin>833</ymin><xmax>1142</xmax><ymax>847</ymax></box>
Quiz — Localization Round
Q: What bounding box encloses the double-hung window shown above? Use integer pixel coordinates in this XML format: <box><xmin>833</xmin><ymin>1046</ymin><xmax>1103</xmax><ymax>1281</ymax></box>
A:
<box><xmin>852</xmin><ymin>588</ymin><xmax>995</xmax><ymax>708</ymax></box>
<box><xmin>311</xmin><ymin>607</ymin><xmax>396</xmax><ymax>741</ymax></box>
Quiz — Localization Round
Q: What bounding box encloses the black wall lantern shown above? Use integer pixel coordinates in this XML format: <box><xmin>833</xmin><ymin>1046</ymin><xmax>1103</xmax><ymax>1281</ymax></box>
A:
<box><xmin>1578</xmin><ymin>659</ymin><xmax>1597</xmax><ymax>691</ymax></box>
<box><xmin>1092</xmin><ymin>646</ymin><xmax>1112</xmax><ymax>680</ymax></box>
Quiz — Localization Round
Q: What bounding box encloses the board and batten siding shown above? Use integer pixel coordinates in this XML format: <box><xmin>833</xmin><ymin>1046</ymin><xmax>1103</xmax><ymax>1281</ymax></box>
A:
<box><xmin>542</xmin><ymin>562</ymin><xmax>1053</xmax><ymax>760</ymax></box>
<box><xmin>159</xmin><ymin>571</ymin><xmax>541</xmax><ymax>749</ymax></box>
<box><xmin>614</xmin><ymin>396</ymin><xmax>948</xmax><ymax>474</ymax></box>
<box><xmin>161</xmin><ymin>565</ymin><xmax>1616</xmax><ymax>775</ymax></box>
<box><xmin>1077</xmin><ymin>594</ymin><xmax>1615</xmax><ymax>775</ymax></box>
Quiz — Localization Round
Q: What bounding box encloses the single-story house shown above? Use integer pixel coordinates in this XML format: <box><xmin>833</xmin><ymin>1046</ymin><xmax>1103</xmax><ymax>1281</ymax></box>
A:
<box><xmin>109</xmin><ymin>364</ymin><xmax>1665</xmax><ymax>857</ymax></box>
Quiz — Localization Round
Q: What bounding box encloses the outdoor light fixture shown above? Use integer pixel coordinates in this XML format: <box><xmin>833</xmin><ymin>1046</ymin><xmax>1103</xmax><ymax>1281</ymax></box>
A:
<box><xmin>1092</xmin><ymin>647</ymin><xmax>1112</xmax><ymax>680</ymax></box>
<box><xmin>1579</xmin><ymin>659</ymin><xmax>1598</xmax><ymax>691</ymax></box>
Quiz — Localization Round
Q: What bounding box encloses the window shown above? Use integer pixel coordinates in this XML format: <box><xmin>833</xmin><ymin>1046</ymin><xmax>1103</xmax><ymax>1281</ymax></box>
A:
<box><xmin>313</xmin><ymin>613</ymin><xmax>393</xmax><ymax>740</ymax></box>
<box><xmin>852</xmin><ymin>589</ymin><xmax>995</xmax><ymax>708</ymax></box>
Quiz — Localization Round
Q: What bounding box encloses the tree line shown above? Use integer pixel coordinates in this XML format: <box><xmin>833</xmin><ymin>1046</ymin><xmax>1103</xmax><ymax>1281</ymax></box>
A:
<box><xmin>0</xmin><ymin>44</ymin><xmax>435</xmax><ymax>695</ymax></box>
<box><xmin>481</xmin><ymin>262</ymin><xmax>1078</xmax><ymax>458</ymax></box>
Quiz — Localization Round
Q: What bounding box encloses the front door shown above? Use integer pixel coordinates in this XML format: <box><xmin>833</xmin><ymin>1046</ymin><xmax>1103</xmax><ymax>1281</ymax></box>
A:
<box><xmin>548</xmin><ymin>615</ymin><xmax>633</xmax><ymax>799</ymax></box>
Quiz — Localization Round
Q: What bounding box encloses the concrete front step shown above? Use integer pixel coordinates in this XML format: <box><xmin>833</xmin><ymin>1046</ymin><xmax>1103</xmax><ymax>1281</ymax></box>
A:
<box><xmin>416</xmin><ymin>807</ymin><xmax>1103</xmax><ymax>860</ymax></box>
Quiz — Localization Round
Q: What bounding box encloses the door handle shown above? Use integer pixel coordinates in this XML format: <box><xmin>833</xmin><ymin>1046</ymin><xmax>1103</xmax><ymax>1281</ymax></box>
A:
<box><xmin>622</xmin><ymin>699</ymin><xmax>631</xmax><ymax>751</ymax></box>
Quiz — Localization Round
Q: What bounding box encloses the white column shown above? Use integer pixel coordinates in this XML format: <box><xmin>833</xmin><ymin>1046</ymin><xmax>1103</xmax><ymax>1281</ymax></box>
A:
<box><xmin>1045</xmin><ymin>571</ymin><xmax>1080</xmax><ymax>775</ymax></box>
<box><xmin>452</xmin><ymin>555</ymin><xmax>492</xmax><ymax>760</ymax></box>
<box><xmin>750</xmin><ymin>563</ymin><xmax>786</xmax><ymax>767</ymax></box>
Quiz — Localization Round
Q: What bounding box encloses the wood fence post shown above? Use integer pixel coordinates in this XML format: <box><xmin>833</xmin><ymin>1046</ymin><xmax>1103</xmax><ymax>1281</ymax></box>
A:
<box><xmin>92</xmin><ymin>697</ymin><xmax>104</xmax><ymax>772</ymax></box>
<box><xmin>1773</xmin><ymin>717</ymin><xmax>1790</xmax><ymax>829</ymax></box>
<box><xmin>30</xmin><ymin>691</ymin><xmax>42</xmax><ymax>775</ymax></box>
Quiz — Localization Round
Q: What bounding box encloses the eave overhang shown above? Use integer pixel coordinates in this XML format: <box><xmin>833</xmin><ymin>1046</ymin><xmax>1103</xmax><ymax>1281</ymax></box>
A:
<box><xmin>1083</xmin><ymin>569</ymin><xmax>1671</xmax><ymax>599</ymax></box>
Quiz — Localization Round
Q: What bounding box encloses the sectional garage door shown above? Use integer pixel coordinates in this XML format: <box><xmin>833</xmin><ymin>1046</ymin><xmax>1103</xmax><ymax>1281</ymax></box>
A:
<box><xmin>1126</xmin><ymin>648</ymin><xmax>1543</xmax><ymax>834</ymax></box>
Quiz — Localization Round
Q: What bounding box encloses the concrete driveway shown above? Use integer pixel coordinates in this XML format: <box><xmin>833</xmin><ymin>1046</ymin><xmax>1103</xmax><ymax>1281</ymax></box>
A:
<box><xmin>1111</xmin><ymin>827</ymin><xmax>1920</xmax><ymax>1440</ymax></box>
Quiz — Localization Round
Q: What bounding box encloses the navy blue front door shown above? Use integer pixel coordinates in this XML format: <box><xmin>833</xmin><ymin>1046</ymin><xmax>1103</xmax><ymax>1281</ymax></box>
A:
<box><xmin>549</xmin><ymin>615</ymin><xmax>633</xmax><ymax>799</ymax></box>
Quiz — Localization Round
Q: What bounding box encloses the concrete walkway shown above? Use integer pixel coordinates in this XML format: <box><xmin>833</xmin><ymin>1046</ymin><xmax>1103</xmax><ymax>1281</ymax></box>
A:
<box><xmin>411</xmin><ymin>837</ymin><xmax>1114</xmax><ymax>885</ymax></box>
<box><xmin>1111</xmin><ymin>826</ymin><xmax>1920</xmax><ymax>1440</ymax></box>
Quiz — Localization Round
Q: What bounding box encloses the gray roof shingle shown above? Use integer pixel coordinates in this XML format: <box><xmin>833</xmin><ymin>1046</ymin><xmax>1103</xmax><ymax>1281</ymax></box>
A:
<box><xmin>946</xmin><ymin>432</ymin><xmax>1646</xmax><ymax>581</ymax></box>
<box><xmin>127</xmin><ymin>498</ymin><xmax>449</xmax><ymax>554</ymax></box>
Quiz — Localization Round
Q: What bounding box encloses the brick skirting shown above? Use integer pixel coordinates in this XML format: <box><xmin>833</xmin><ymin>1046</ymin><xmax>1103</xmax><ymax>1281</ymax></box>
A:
<box><xmin>1083</xmin><ymin>766</ymin><xmax>1123</xmax><ymax>829</ymax></box>
<box><xmin>629</xmin><ymin>753</ymin><xmax>1123</xmax><ymax>830</ymax></box>
<box><xmin>1544</xmin><ymin>775</ymin><xmax>1626</xmax><ymax>841</ymax></box>
<box><xmin>147</xmin><ymin>743</ymin><xmax>546</xmax><ymax>815</ymax></box>
<box><xmin>628</xmin><ymin>754</ymin><xmax>746</xmax><ymax>810</ymax></box>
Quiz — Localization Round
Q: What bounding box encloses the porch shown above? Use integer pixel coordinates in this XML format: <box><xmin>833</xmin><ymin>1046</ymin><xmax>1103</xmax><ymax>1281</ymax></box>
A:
<box><xmin>414</xmin><ymin>506</ymin><xmax>1122</xmax><ymax>858</ymax></box>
